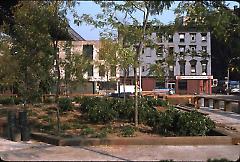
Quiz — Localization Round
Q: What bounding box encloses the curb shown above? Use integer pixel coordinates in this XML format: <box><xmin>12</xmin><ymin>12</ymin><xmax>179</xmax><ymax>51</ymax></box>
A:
<box><xmin>31</xmin><ymin>132</ymin><xmax>234</xmax><ymax>146</ymax></box>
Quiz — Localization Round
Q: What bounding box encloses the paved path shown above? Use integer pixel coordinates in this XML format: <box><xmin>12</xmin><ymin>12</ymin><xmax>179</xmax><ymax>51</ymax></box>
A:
<box><xmin>0</xmin><ymin>138</ymin><xmax>240</xmax><ymax>161</ymax></box>
<box><xmin>199</xmin><ymin>107</ymin><xmax>240</xmax><ymax>134</ymax></box>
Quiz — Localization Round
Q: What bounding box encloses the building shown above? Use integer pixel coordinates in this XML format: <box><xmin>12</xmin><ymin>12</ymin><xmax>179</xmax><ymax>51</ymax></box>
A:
<box><xmin>121</xmin><ymin>26</ymin><xmax>213</xmax><ymax>95</ymax></box>
<box><xmin>58</xmin><ymin>40</ymin><xmax>120</xmax><ymax>95</ymax></box>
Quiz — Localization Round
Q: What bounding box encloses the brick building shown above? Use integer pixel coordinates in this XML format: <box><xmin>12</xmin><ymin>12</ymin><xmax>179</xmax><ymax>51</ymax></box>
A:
<box><xmin>121</xmin><ymin>27</ymin><xmax>213</xmax><ymax>95</ymax></box>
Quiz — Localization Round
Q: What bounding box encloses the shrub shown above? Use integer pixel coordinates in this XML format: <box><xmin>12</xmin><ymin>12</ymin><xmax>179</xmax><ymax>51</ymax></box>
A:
<box><xmin>87</xmin><ymin>100</ymin><xmax>118</xmax><ymax>123</ymax></box>
<box><xmin>111</xmin><ymin>98</ymin><xmax>134</xmax><ymax>121</ymax></box>
<box><xmin>177</xmin><ymin>110</ymin><xmax>215</xmax><ymax>136</ymax></box>
<box><xmin>80</xmin><ymin>127</ymin><xmax>95</xmax><ymax>136</ymax></box>
<box><xmin>120</xmin><ymin>125</ymin><xmax>135</xmax><ymax>137</ymax></box>
<box><xmin>0</xmin><ymin>97</ymin><xmax>23</xmax><ymax>105</ymax></box>
<box><xmin>79</xmin><ymin>96</ymin><xmax>102</xmax><ymax>113</ymax></box>
<box><xmin>149</xmin><ymin>107</ymin><xmax>215</xmax><ymax>136</ymax></box>
<box><xmin>58</xmin><ymin>98</ymin><xmax>73</xmax><ymax>112</ymax></box>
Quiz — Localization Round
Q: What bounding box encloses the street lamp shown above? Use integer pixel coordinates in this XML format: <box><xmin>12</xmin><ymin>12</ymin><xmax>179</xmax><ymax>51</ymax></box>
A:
<box><xmin>226</xmin><ymin>57</ymin><xmax>240</xmax><ymax>95</ymax></box>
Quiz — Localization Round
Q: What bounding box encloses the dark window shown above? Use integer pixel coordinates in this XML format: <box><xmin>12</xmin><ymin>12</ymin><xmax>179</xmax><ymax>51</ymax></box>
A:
<box><xmin>201</xmin><ymin>33</ymin><xmax>207</xmax><ymax>42</ymax></box>
<box><xmin>157</xmin><ymin>46</ymin><xmax>164</xmax><ymax>57</ymax></box>
<box><xmin>202</xmin><ymin>46</ymin><xmax>207</xmax><ymax>52</ymax></box>
<box><xmin>189</xmin><ymin>59</ymin><xmax>197</xmax><ymax>75</ymax></box>
<box><xmin>88</xmin><ymin>65</ymin><xmax>93</xmax><ymax>76</ymax></box>
<box><xmin>168</xmin><ymin>34</ymin><xmax>173</xmax><ymax>42</ymax></box>
<box><xmin>178</xmin><ymin>80</ymin><xmax>187</xmax><ymax>90</ymax></box>
<box><xmin>179</xmin><ymin>45</ymin><xmax>185</xmax><ymax>55</ymax></box>
<box><xmin>179</xmin><ymin>33</ymin><xmax>185</xmax><ymax>42</ymax></box>
<box><xmin>169</xmin><ymin>47</ymin><xmax>174</xmax><ymax>55</ymax></box>
<box><xmin>179</xmin><ymin>60</ymin><xmax>186</xmax><ymax>75</ymax></box>
<box><xmin>83</xmin><ymin>45</ymin><xmax>93</xmax><ymax>60</ymax></box>
<box><xmin>190</xmin><ymin>33</ymin><xmax>196</xmax><ymax>42</ymax></box>
<box><xmin>111</xmin><ymin>66</ymin><xmax>116</xmax><ymax>77</ymax></box>
<box><xmin>200</xmin><ymin>60</ymin><xmax>208</xmax><ymax>75</ymax></box>
<box><xmin>99</xmin><ymin>65</ymin><xmax>105</xmax><ymax>77</ymax></box>
<box><xmin>189</xmin><ymin>45</ymin><xmax>196</xmax><ymax>52</ymax></box>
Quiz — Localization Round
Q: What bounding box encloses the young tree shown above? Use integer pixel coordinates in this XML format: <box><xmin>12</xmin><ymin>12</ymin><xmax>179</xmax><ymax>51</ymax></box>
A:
<box><xmin>78</xmin><ymin>1</ymin><xmax>174</xmax><ymax>126</ymax></box>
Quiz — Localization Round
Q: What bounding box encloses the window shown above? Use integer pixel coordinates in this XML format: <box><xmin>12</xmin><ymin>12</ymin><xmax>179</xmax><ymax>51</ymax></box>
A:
<box><xmin>142</xmin><ymin>66</ymin><xmax>145</xmax><ymax>72</ymax></box>
<box><xmin>145</xmin><ymin>47</ymin><xmax>152</xmax><ymax>57</ymax></box>
<box><xmin>179</xmin><ymin>45</ymin><xmax>185</xmax><ymax>55</ymax></box>
<box><xmin>157</xmin><ymin>46</ymin><xmax>164</xmax><ymax>57</ymax></box>
<box><xmin>142</xmin><ymin>48</ymin><xmax>144</xmax><ymax>54</ymax></box>
<box><xmin>88</xmin><ymin>65</ymin><xmax>93</xmax><ymax>77</ymax></box>
<box><xmin>189</xmin><ymin>59</ymin><xmax>197</xmax><ymax>75</ymax></box>
<box><xmin>201</xmin><ymin>33</ymin><xmax>207</xmax><ymax>42</ymax></box>
<box><xmin>178</xmin><ymin>60</ymin><xmax>186</xmax><ymax>75</ymax></box>
<box><xmin>169</xmin><ymin>65</ymin><xmax>174</xmax><ymax>77</ymax></box>
<box><xmin>190</xmin><ymin>33</ymin><xmax>196</xmax><ymax>42</ymax></box>
<box><xmin>156</xmin><ymin>32</ymin><xmax>163</xmax><ymax>42</ymax></box>
<box><xmin>169</xmin><ymin>47</ymin><xmax>174</xmax><ymax>55</ymax></box>
<box><xmin>111</xmin><ymin>66</ymin><xmax>116</xmax><ymax>77</ymax></box>
<box><xmin>202</xmin><ymin>46</ymin><xmax>207</xmax><ymax>52</ymax></box>
<box><xmin>200</xmin><ymin>60</ymin><xmax>208</xmax><ymax>75</ymax></box>
<box><xmin>83</xmin><ymin>45</ymin><xmax>93</xmax><ymax>60</ymax></box>
<box><xmin>99</xmin><ymin>65</ymin><xmax>105</xmax><ymax>77</ymax></box>
<box><xmin>179</xmin><ymin>33</ymin><xmax>185</xmax><ymax>42</ymax></box>
<box><xmin>189</xmin><ymin>45</ymin><xmax>196</xmax><ymax>52</ymax></box>
<box><xmin>168</xmin><ymin>34</ymin><xmax>173</xmax><ymax>42</ymax></box>
<box><xmin>178</xmin><ymin>80</ymin><xmax>187</xmax><ymax>90</ymax></box>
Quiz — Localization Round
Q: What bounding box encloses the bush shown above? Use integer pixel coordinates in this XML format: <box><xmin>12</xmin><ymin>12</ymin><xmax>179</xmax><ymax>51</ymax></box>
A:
<box><xmin>177</xmin><ymin>110</ymin><xmax>215</xmax><ymax>136</ymax></box>
<box><xmin>80</xmin><ymin>127</ymin><xmax>95</xmax><ymax>136</ymax></box>
<box><xmin>111</xmin><ymin>98</ymin><xmax>134</xmax><ymax>121</ymax></box>
<box><xmin>0</xmin><ymin>97</ymin><xmax>23</xmax><ymax>105</ymax></box>
<box><xmin>149</xmin><ymin>108</ymin><xmax>215</xmax><ymax>136</ymax></box>
<box><xmin>87</xmin><ymin>100</ymin><xmax>118</xmax><ymax>123</ymax></box>
<box><xmin>58</xmin><ymin>98</ymin><xmax>73</xmax><ymax>112</ymax></box>
<box><xmin>79</xmin><ymin>96</ymin><xmax>102</xmax><ymax>113</ymax></box>
<box><xmin>120</xmin><ymin>125</ymin><xmax>135</xmax><ymax>137</ymax></box>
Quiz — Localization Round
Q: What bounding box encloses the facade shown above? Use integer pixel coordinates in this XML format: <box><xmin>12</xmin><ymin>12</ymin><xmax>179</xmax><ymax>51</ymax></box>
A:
<box><xmin>121</xmin><ymin>28</ymin><xmax>213</xmax><ymax>95</ymax></box>
<box><xmin>58</xmin><ymin>40</ymin><xmax>120</xmax><ymax>94</ymax></box>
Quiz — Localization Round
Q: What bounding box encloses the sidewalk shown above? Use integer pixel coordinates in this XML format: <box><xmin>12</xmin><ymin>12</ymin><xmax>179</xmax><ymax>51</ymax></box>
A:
<box><xmin>0</xmin><ymin>138</ymin><xmax>240</xmax><ymax>161</ymax></box>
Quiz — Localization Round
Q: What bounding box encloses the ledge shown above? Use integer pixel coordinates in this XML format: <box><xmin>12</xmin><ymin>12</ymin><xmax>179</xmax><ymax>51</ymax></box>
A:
<box><xmin>31</xmin><ymin>132</ymin><xmax>235</xmax><ymax>146</ymax></box>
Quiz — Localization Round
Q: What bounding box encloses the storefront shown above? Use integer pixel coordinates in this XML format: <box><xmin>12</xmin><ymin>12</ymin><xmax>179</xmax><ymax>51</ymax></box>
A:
<box><xmin>175</xmin><ymin>75</ymin><xmax>213</xmax><ymax>95</ymax></box>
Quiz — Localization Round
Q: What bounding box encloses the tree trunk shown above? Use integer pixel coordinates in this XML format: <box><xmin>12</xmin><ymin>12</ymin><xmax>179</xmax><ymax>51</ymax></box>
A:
<box><xmin>134</xmin><ymin>6</ymin><xmax>150</xmax><ymax>127</ymax></box>
<box><xmin>54</xmin><ymin>40</ymin><xmax>60</xmax><ymax>102</ymax></box>
<box><xmin>123</xmin><ymin>69</ymin><xmax>127</xmax><ymax>102</ymax></box>
<box><xmin>134</xmin><ymin>66</ymin><xmax>138</xmax><ymax>126</ymax></box>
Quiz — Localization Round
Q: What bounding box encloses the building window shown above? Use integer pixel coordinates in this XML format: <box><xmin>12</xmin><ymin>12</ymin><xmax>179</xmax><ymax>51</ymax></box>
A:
<box><xmin>200</xmin><ymin>60</ymin><xmax>208</xmax><ymax>75</ymax></box>
<box><xmin>142</xmin><ymin>48</ymin><xmax>144</xmax><ymax>54</ymax></box>
<box><xmin>169</xmin><ymin>65</ymin><xmax>174</xmax><ymax>77</ymax></box>
<box><xmin>179</xmin><ymin>33</ymin><xmax>185</xmax><ymax>42</ymax></box>
<box><xmin>201</xmin><ymin>33</ymin><xmax>207</xmax><ymax>42</ymax></box>
<box><xmin>156</xmin><ymin>46</ymin><xmax>164</xmax><ymax>57</ymax></box>
<box><xmin>168</xmin><ymin>34</ymin><xmax>173</xmax><ymax>42</ymax></box>
<box><xmin>178</xmin><ymin>80</ymin><xmax>187</xmax><ymax>90</ymax></box>
<box><xmin>169</xmin><ymin>47</ymin><xmax>174</xmax><ymax>55</ymax></box>
<box><xmin>202</xmin><ymin>46</ymin><xmax>207</xmax><ymax>52</ymax></box>
<box><xmin>190</xmin><ymin>33</ymin><xmax>196</xmax><ymax>42</ymax></box>
<box><xmin>156</xmin><ymin>32</ymin><xmax>163</xmax><ymax>43</ymax></box>
<box><xmin>178</xmin><ymin>59</ymin><xmax>186</xmax><ymax>75</ymax></box>
<box><xmin>99</xmin><ymin>65</ymin><xmax>105</xmax><ymax>77</ymax></box>
<box><xmin>83</xmin><ymin>45</ymin><xmax>93</xmax><ymax>60</ymax></box>
<box><xmin>142</xmin><ymin>66</ymin><xmax>145</xmax><ymax>72</ymax></box>
<box><xmin>189</xmin><ymin>45</ymin><xmax>196</xmax><ymax>52</ymax></box>
<box><xmin>111</xmin><ymin>65</ymin><xmax>116</xmax><ymax>77</ymax></box>
<box><xmin>88</xmin><ymin>65</ymin><xmax>93</xmax><ymax>77</ymax></box>
<box><xmin>145</xmin><ymin>47</ymin><xmax>152</xmax><ymax>57</ymax></box>
<box><xmin>179</xmin><ymin>45</ymin><xmax>185</xmax><ymax>55</ymax></box>
<box><xmin>189</xmin><ymin>59</ymin><xmax>197</xmax><ymax>75</ymax></box>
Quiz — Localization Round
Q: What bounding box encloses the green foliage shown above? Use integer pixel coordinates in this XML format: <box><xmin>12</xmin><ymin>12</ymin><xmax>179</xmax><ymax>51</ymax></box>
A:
<box><xmin>0</xmin><ymin>97</ymin><xmax>22</xmax><ymax>105</ymax></box>
<box><xmin>150</xmin><ymin>108</ymin><xmax>215</xmax><ymax>136</ymax></box>
<box><xmin>58</xmin><ymin>98</ymin><xmax>73</xmax><ymax>112</ymax></box>
<box><xmin>207</xmin><ymin>158</ymin><xmax>230</xmax><ymax>162</ymax></box>
<box><xmin>87</xmin><ymin>99</ymin><xmax>118</xmax><ymax>123</ymax></box>
<box><xmin>80</xmin><ymin>127</ymin><xmax>95</xmax><ymax>136</ymax></box>
<box><xmin>120</xmin><ymin>125</ymin><xmax>136</xmax><ymax>137</ymax></box>
<box><xmin>177</xmin><ymin>111</ymin><xmax>215</xmax><ymax>136</ymax></box>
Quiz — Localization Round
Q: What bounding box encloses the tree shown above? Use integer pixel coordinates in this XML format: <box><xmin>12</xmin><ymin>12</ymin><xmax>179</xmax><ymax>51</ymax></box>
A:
<box><xmin>61</xmin><ymin>41</ymin><xmax>91</xmax><ymax>95</ymax></box>
<box><xmin>78</xmin><ymin>1</ymin><xmax>174</xmax><ymax>126</ymax></box>
<box><xmin>0</xmin><ymin>34</ymin><xmax>19</xmax><ymax>94</ymax></box>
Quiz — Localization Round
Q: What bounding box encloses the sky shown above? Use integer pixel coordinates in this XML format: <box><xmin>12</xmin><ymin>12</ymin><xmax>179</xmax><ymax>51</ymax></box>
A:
<box><xmin>67</xmin><ymin>1</ymin><xmax>239</xmax><ymax>40</ymax></box>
